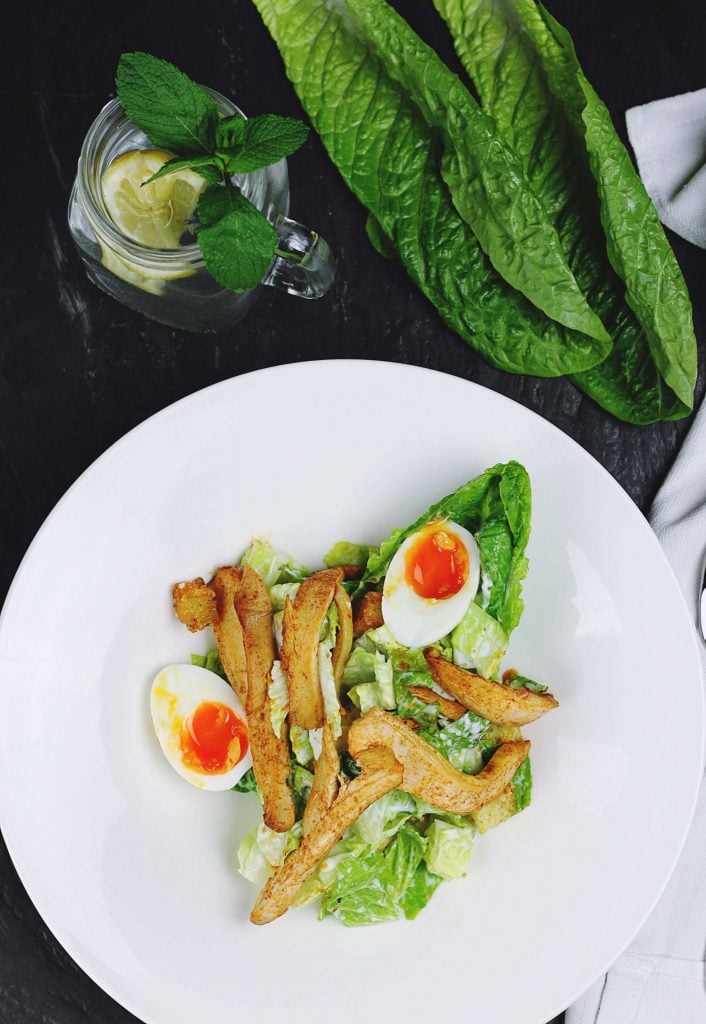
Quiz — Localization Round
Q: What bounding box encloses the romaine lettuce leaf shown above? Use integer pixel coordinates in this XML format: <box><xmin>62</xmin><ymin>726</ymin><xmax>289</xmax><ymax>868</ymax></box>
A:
<box><xmin>434</xmin><ymin>0</ymin><xmax>695</xmax><ymax>423</ymax></box>
<box><xmin>359</xmin><ymin>461</ymin><xmax>530</xmax><ymax>636</ymax></box>
<box><xmin>252</xmin><ymin>0</ymin><xmax>613</xmax><ymax>380</ymax></box>
<box><xmin>348</xmin><ymin>0</ymin><xmax>610</xmax><ymax>345</ymax></box>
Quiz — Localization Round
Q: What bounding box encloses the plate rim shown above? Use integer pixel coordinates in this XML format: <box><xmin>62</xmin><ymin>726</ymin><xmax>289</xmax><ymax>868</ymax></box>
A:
<box><xmin>0</xmin><ymin>358</ymin><xmax>704</xmax><ymax>1024</ymax></box>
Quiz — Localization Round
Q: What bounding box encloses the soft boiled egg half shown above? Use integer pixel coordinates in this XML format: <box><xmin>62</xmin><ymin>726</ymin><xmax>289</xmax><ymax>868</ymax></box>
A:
<box><xmin>382</xmin><ymin>521</ymin><xmax>480</xmax><ymax>648</ymax></box>
<box><xmin>150</xmin><ymin>663</ymin><xmax>252</xmax><ymax>790</ymax></box>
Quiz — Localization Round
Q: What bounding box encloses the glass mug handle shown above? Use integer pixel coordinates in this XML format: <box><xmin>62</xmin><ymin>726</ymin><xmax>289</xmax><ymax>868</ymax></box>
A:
<box><xmin>262</xmin><ymin>215</ymin><xmax>335</xmax><ymax>299</ymax></box>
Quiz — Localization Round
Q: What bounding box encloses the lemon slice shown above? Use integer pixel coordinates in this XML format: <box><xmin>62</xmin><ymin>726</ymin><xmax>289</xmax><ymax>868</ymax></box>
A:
<box><xmin>101</xmin><ymin>149</ymin><xmax>206</xmax><ymax>248</ymax></box>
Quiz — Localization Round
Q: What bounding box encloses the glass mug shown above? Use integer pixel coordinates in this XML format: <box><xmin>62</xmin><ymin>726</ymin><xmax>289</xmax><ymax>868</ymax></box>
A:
<box><xmin>67</xmin><ymin>90</ymin><xmax>334</xmax><ymax>332</ymax></box>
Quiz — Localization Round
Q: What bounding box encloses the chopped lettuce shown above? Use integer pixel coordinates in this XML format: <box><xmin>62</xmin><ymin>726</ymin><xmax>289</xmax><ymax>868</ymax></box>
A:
<box><xmin>384</xmin><ymin>824</ymin><xmax>427</xmax><ymax>902</ymax></box>
<box><xmin>364</xmin><ymin>623</ymin><xmax>402</xmax><ymax>654</ymax></box>
<box><xmin>272</xmin><ymin>609</ymin><xmax>284</xmax><ymax>653</ymax></box>
<box><xmin>231</xmin><ymin>767</ymin><xmax>258</xmax><ymax>794</ymax></box>
<box><xmin>291</xmin><ymin>763</ymin><xmax>314</xmax><ymax>819</ymax></box>
<box><xmin>506</xmin><ymin>672</ymin><xmax>549</xmax><ymax>693</ymax></box>
<box><xmin>419</xmin><ymin>711</ymin><xmax>489</xmax><ymax>774</ymax></box>
<box><xmin>451</xmin><ymin>600</ymin><xmax>507</xmax><ymax>677</ymax></box>
<box><xmin>318</xmin><ymin>642</ymin><xmax>342</xmax><ymax>739</ymax></box>
<box><xmin>347</xmin><ymin>650</ymin><xmax>395</xmax><ymax>713</ymax></box>
<box><xmin>237</xmin><ymin>820</ymin><xmax>302</xmax><ymax>885</ymax></box>
<box><xmin>391</xmin><ymin>649</ymin><xmax>440</xmax><ymax>727</ymax></box>
<box><xmin>323</xmin><ymin>540</ymin><xmax>376</xmax><ymax>568</ymax></box>
<box><xmin>268</xmin><ymin>660</ymin><xmax>289</xmax><ymax>739</ymax></box>
<box><xmin>269</xmin><ymin>581</ymin><xmax>300</xmax><ymax>611</ymax></box>
<box><xmin>342</xmin><ymin>645</ymin><xmax>377</xmax><ymax>687</ymax></box>
<box><xmin>290</xmin><ymin>724</ymin><xmax>315</xmax><ymax>766</ymax></box>
<box><xmin>399</xmin><ymin>864</ymin><xmax>444</xmax><ymax>920</ymax></box>
<box><xmin>293</xmin><ymin>834</ymin><xmax>369</xmax><ymax>907</ymax></box>
<box><xmin>321</xmin><ymin>849</ymin><xmax>399</xmax><ymax>926</ymax></box>
<box><xmin>353</xmin><ymin>789</ymin><xmax>418</xmax><ymax>849</ymax></box>
<box><xmin>309</xmin><ymin>727</ymin><xmax>323</xmax><ymax>761</ymax></box>
<box><xmin>424</xmin><ymin>819</ymin><xmax>474</xmax><ymax>880</ymax></box>
<box><xmin>511</xmin><ymin>756</ymin><xmax>533</xmax><ymax>812</ymax></box>
<box><xmin>190</xmin><ymin>649</ymin><xmax>226</xmax><ymax>678</ymax></box>
<box><xmin>240</xmin><ymin>539</ymin><xmax>309</xmax><ymax>588</ymax></box>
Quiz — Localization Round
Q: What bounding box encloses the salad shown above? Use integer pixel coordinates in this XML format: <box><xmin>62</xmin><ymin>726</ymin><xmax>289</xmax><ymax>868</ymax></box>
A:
<box><xmin>152</xmin><ymin>461</ymin><xmax>558</xmax><ymax>926</ymax></box>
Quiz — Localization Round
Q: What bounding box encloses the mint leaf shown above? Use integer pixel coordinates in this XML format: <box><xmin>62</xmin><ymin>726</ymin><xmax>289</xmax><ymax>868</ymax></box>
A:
<box><xmin>116</xmin><ymin>52</ymin><xmax>219</xmax><ymax>155</ymax></box>
<box><xmin>216</xmin><ymin>115</ymin><xmax>247</xmax><ymax>151</ymax></box>
<box><xmin>219</xmin><ymin>114</ymin><xmax>308</xmax><ymax>172</ymax></box>
<box><xmin>197</xmin><ymin>184</ymin><xmax>277</xmax><ymax>291</ymax></box>
<box><xmin>143</xmin><ymin>155</ymin><xmax>220</xmax><ymax>185</ymax></box>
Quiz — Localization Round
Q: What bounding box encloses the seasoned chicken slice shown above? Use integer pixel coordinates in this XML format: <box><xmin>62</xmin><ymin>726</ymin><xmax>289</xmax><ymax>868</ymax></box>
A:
<box><xmin>348</xmin><ymin>707</ymin><xmax>530</xmax><ymax>815</ymax></box>
<box><xmin>250</xmin><ymin>746</ymin><xmax>402</xmax><ymax>925</ymax></box>
<box><xmin>425</xmin><ymin>649</ymin><xmax>558</xmax><ymax>726</ymax></box>
<box><xmin>236</xmin><ymin>566</ymin><xmax>295</xmax><ymax>833</ymax></box>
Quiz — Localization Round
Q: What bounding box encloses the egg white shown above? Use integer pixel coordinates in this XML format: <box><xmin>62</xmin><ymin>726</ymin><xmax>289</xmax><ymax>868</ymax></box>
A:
<box><xmin>150</xmin><ymin>663</ymin><xmax>253</xmax><ymax>790</ymax></box>
<box><xmin>382</xmin><ymin>522</ymin><xmax>480</xmax><ymax>648</ymax></box>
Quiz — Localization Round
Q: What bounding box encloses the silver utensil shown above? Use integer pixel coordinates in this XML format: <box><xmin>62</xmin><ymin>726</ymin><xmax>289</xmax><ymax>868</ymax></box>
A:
<box><xmin>699</xmin><ymin>551</ymin><xmax>706</xmax><ymax>642</ymax></box>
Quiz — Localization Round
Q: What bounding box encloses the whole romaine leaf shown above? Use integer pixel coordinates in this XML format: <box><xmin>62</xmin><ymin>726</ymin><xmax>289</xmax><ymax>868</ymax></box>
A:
<box><xmin>359</xmin><ymin>461</ymin><xmax>530</xmax><ymax>635</ymax></box>
<box><xmin>347</xmin><ymin>0</ymin><xmax>609</xmax><ymax>345</ymax></box>
<box><xmin>250</xmin><ymin>0</ymin><xmax>614</xmax><ymax>378</ymax></box>
<box><xmin>434</xmin><ymin>0</ymin><xmax>696</xmax><ymax>423</ymax></box>
<box><xmin>534</xmin><ymin>2</ymin><xmax>696</xmax><ymax>409</ymax></box>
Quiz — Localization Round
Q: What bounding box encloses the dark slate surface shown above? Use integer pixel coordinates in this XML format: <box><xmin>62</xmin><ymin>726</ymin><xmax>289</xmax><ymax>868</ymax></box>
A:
<box><xmin>1</xmin><ymin>1</ymin><xmax>704</xmax><ymax>1022</ymax></box>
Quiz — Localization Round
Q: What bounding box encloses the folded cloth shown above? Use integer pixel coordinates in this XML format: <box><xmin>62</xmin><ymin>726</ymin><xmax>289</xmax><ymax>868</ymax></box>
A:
<box><xmin>626</xmin><ymin>88</ymin><xmax>706</xmax><ymax>248</ymax></box>
<box><xmin>567</xmin><ymin>398</ymin><xmax>706</xmax><ymax>1023</ymax></box>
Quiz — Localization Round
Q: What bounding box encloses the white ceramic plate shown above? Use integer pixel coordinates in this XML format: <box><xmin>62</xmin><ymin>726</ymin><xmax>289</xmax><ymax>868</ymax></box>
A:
<box><xmin>0</xmin><ymin>361</ymin><xmax>703</xmax><ymax>1024</ymax></box>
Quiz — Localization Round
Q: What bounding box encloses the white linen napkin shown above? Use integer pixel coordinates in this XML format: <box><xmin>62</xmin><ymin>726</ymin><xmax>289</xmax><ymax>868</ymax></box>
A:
<box><xmin>567</xmin><ymin>399</ymin><xmax>706</xmax><ymax>1023</ymax></box>
<box><xmin>625</xmin><ymin>88</ymin><xmax>706</xmax><ymax>248</ymax></box>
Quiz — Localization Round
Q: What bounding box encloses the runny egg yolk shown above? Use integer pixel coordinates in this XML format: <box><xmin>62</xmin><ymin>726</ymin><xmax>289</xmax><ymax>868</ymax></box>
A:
<box><xmin>404</xmin><ymin>525</ymin><xmax>470</xmax><ymax>601</ymax></box>
<box><xmin>180</xmin><ymin>701</ymin><xmax>249</xmax><ymax>775</ymax></box>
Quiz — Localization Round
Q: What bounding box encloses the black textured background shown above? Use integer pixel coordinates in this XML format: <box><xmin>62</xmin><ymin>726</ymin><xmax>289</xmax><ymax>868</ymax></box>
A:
<box><xmin>1</xmin><ymin>1</ymin><xmax>705</xmax><ymax>1022</ymax></box>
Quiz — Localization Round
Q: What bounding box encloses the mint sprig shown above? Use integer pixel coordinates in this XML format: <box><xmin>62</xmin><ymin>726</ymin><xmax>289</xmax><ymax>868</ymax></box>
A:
<box><xmin>114</xmin><ymin>52</ymin><xmax>309</xmax><ymax>292</ymax></box>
